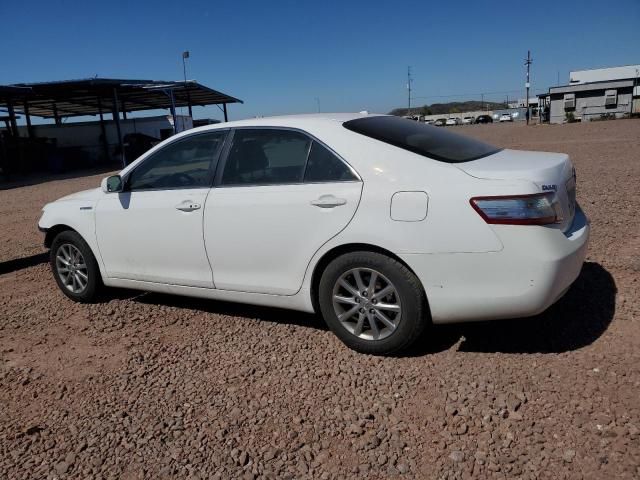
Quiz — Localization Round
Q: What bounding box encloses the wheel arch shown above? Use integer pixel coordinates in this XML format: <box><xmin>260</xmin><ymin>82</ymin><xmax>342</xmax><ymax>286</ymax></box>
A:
<box><xmin>44</xmin><ymin>224</ymin><xmax>78</xmax><ymax>248</ymax></box>
<box><xmin>309</xmin><ymin>243</ymin><xmax>429</xmax><ymax>316</ymax></box>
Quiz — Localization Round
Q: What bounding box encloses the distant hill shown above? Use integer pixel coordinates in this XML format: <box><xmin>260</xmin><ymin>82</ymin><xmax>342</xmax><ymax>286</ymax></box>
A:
<box><xmin>389</xmin><ymin>100</ymin><xmax>508</xmax><ymax>117</ymax></box>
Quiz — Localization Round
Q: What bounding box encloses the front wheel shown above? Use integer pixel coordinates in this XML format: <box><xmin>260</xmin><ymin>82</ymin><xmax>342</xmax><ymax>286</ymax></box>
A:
<box><xmin>318</xmin><ymin>251</ymin><xmax>428</xmax><ymax>355</ymax></box>
<box><xmin>50</xmin><ymin>230</ymin><xmax>101</xmax><ymax>302</ymax></box>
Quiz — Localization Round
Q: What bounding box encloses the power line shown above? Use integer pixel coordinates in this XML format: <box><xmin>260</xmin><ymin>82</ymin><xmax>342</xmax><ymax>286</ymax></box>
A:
<box><xmin>412</xmin><ymin>88</ymin><xmax>545</xmax><ymax>100</ymax></box>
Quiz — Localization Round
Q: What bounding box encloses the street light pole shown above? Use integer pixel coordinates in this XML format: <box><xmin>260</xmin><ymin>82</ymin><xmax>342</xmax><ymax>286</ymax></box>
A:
<box><xmin>182</xmin><ymin>51</ymin><xmax>189</xmax><ymax>84</ymax></box>
<box><xmin>182</xmin><ymin>51</ymin><xmax>192</xmax><ymax>118</ymax></box>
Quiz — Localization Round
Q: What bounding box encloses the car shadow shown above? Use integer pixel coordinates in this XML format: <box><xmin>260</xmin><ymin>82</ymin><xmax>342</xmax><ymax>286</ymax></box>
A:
<box><xmin>101</xmin><ymin>261</ymin><xmax>615</xmax><ymax>356</ymax></box>
<box><xmin>130</xmin><ymin>292</ymin><xmax>328</xmax><ymax>332</ymax></box>
<box><xmin>403</xmin><ymin>261</ymin><xmax>616</xmax><ymax>356</ymax></box>
<box><xmin>0</xmin><ymin>252</ymin><xmax>49</xmax><ymax>275</ymax></box>
<box><xmin>0</xmin><ymin>166</ymin><xmax>117</xmax><ymax>191</ymax></box>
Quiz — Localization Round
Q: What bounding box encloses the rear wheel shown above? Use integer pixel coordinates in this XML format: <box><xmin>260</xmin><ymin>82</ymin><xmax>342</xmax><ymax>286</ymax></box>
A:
<box><xmin>318</xmin><ymin>251</ymin><xmax>427</xmax><ymax>355</ymax></box>
<box><xmin>50</xmin><ymin>230</ymin><xmax>101</xmax><ymax>302</ymax></box>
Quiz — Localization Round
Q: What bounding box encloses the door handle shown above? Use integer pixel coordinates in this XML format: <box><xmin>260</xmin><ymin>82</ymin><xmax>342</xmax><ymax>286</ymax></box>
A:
<box><xmin>175</xmin><ymin>202</ymin><xmax>201</xmax><ymax>212</ymax></box>
<box><xmin>310</xmin><ymin>195</ymin><xmax>347</xmax><ymax>208</ymax></box>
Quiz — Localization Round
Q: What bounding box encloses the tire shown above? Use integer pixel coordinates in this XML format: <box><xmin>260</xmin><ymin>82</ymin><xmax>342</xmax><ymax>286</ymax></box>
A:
<box><xmin>50</xmin><ymin>230</ymin><xmax>101</xmax><ymax>302</ymax></box>
<box><xmin>318</xmin><ymin>251</ymin><xmax>428</xmax><ymax>355</ymax></box>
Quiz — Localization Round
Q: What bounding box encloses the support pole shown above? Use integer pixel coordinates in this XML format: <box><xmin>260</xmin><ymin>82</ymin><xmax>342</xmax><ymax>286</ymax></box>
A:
<box><xmin>7</xmin><ymin>101</ymin><xmax>22</xmax><ymax>174</ymax></box>
<box><xmin>223</xmin><ymin>103</ymin><xmax>228</xmax><ymax>122</ymax></box>
<box><xmin>97</xmin><ymin>96</ymin><xmax>110</xmax><ymax>162</ymax></box>
<box><xmin>0</xmin><ymin>127</ymin><xmax>7</xmax><ymax>180</ymax></box>
<box><xmin>122</xmin><ymin>100</ymin><xmax>127</xmax><ymax>120</ymax></box>
<box><xmin>112</xmin><ymin>88</ymin><xmax>125</xmax><ymax>168</ymax></box>
<box><xmin>169</xmin><ymin>89</ymin><xmax>177</xmax><ymax>134</ymax></box>
<box><xmin>7</xmin><ymin>101</ymin><xmax>18</xmax><ymax>137</ymax></box>
<box><xmin>24</xmin><ymin>101</ymin><xmax>34</xmax><ymax>139</ymax></box>
<box><xmin>53</xmin><ymin>104</ymin><xmax>61</xmax><ymax>126</ymax></box>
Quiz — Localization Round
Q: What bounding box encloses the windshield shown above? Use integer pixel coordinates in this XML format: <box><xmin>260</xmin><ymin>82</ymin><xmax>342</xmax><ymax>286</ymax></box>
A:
<box><xmin>343</xmin><ymin>115</ymin><xmax>501</xmax><ymax>163</ymax></box>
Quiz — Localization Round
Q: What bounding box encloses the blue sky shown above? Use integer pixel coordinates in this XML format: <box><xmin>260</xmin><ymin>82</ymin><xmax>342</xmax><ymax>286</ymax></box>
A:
<box><xmin>1</xmin><ymin>0</ymin><xmax>638</xmax><ymax>122</ymax></box>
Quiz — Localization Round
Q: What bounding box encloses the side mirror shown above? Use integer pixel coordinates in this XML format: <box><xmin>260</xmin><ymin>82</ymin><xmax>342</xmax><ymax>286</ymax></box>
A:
<box><xmin>101</xmin><ymin>175</ymin><xmax>123</xmax><ymax>193</ymax></box>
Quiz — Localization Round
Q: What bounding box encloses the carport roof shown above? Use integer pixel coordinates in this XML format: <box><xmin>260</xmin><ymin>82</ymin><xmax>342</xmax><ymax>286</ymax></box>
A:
<box><xmin>0</xmin><ymin>78</ymin><xmax>243</xmax><ymax>119</ymax></box>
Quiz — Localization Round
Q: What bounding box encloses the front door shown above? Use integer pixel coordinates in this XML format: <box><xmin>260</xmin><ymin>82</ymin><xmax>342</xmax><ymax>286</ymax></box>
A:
<box><xmin>204</xmin><ymin>128</ymin><xmax>362</xmax><ymax>295</ymax></box>
<box><xmin>96</xmin><ymin>130</ymin><xmax>227</xmax><ymax>287</ymax></box>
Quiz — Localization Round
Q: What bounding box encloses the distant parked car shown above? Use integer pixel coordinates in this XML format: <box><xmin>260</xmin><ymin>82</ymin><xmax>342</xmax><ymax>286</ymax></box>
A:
<box><xmin>475</xmin><ymin>115</ymin><xmax>493</xmax><ymax>124</ymax></box>
<box><xmin>462</xmin><ymin>117</ymin><xmax>474</xmax><ymax>125</ymax></box>
<box><xmin>434</xmin><ymin>118</ymin><xmax>446</xmax><ymax>126</ymax></box>
<box><xmin>499</xmin><ymin>113</ymin><xmax>513</xmax><ymax>122</ymax></box>
<box><xmin>445</xmin><ymin>118</ymin><xmax>461</xmax><ymax>126</ymax></box>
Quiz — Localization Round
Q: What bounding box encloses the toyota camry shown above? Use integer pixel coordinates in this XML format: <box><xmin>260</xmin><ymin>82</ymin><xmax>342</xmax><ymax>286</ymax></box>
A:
<box><xmin>39</xmin><ymin>113</ymin><xmax>589</xmax><ymax>355</ymax></box>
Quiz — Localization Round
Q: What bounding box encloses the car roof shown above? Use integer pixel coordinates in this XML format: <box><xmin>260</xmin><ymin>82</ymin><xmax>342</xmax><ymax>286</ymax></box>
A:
<box><xmin>188</xmin><ymin>112</ymin><xmax>378</xmax><ymax>135</ymax></box>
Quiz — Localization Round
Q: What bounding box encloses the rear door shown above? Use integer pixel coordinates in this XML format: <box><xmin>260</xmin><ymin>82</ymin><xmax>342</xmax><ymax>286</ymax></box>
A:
<box><xmin>203</xmin><ymin>128</ymin><xmax>362</xmax><ymax>295</ymax></box>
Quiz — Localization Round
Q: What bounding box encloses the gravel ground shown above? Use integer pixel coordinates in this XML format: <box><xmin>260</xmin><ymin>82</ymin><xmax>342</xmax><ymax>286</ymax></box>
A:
<box><xmin>1</xmin><ymin>120</ymin><xmax>639</xmax><ymax>479</ymax></box>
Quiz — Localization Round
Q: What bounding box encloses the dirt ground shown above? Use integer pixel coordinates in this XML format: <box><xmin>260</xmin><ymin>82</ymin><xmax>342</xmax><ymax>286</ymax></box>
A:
<box><xmin>1</xmin><ymin>119</ymin><xmax>639</xmax><ymax>479</ymax></box>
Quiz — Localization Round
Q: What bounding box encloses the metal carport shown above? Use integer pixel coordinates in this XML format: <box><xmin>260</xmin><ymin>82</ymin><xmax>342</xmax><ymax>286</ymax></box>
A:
<box><xmin>0</xmin><ymin>78</ymin><xmax>243</xmax><ymax>170</ymax></box>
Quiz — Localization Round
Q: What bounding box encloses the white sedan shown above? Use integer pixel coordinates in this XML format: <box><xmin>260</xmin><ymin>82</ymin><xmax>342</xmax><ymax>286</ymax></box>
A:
<box><xmin>499</xmin><ymin>113</ymin><xmax>513</xmax><ymax>122</ymax></box>
<box><xmin>39</xmin><ymin>113</ymin><xmax>589</xmax><ymax>355</ymax></box>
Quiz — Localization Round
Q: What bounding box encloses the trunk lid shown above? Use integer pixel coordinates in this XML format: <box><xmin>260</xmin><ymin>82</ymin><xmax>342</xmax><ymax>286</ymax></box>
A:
<box><xmin>457</xmin><ymin>149</ymin><xmax>576</xmax><ymax>231</ymax></box>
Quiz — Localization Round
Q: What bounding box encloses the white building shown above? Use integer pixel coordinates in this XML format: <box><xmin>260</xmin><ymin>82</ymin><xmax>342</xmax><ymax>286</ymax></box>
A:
<box><xmin>539</xmin><ymin>64</ymin><xmax>640</xmax><ymax>124</ymax></box>
<box><xmin>569</xmin><ymin>65</ymin><xmax>640</xmax><ymax>85</ymax></box>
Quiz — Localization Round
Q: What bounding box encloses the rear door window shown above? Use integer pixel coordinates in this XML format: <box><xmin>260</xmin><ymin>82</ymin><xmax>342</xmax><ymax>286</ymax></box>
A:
<box><xmin>220</xmin><ymin>129</ymin><xmax>311</xmax><ymax>186</ymax></box>
<box><xmin>343</xmin><ymin>115</ymin><xmax>501</xmax><ymax>163</ymax></box>
<box><xmin>304</xmin><ymin>141</ymin><xmax>357</xmax><ymax>182</ymax></box>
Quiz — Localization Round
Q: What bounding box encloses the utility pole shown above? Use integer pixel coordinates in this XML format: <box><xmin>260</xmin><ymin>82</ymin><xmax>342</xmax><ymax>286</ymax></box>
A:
<box><xmin>315</xmin><ymin>97</ymin><xmax>321</xmax><ymax>113</ymax></box>
<box><xmin>525</xmin><ymin>50</ymin><xmax>533</xmax><ymax>125</ymax></box>
<box><xmin>633</xmin><ymin>69</ymin><xmax>639</xmax><ymax>116</ymax></box>
<box><xmin>407</xmin><ymin>66</ymin><xmax>413</xmax><ymax>117</ymax></box>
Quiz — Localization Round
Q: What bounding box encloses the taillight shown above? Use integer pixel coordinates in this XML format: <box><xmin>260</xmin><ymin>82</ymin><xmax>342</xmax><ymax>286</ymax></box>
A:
<box><xmin>470</xmin><ymin>193</ymin><xmax>563</xmax><ymax>225</ymax></box>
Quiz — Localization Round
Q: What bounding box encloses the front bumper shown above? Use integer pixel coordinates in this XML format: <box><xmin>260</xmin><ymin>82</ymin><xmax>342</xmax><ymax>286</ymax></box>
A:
<box><xmin>400</xmin><ymin>206</ymin><xmax>590</xmax><ymax>324</ymax></box>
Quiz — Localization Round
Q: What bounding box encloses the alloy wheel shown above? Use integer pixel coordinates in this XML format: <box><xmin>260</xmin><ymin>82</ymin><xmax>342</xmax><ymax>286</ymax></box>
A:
<box><xmin>55</xmin><ymin>243</ymin><xmax>89</xmax><ymax>294</ymax></box>
<box><xmin>332</xmin><ymin>268</ymin><xmax>402</xmax><ymax>341</ymax></box>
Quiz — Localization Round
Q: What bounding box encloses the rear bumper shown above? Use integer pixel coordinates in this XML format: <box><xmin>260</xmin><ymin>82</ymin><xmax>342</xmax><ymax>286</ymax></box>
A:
<box><xmin>400</xmin><ymin>206</ymin><xmax>590</xmax><ymax>324</ymax></box>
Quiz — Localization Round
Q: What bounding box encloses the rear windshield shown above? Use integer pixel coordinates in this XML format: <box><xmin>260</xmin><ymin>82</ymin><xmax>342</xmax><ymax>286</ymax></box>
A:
<box><xmin>343</xmin><ymin>115</ymin><xmax>501</xmax><ymax>163</ymax></box>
